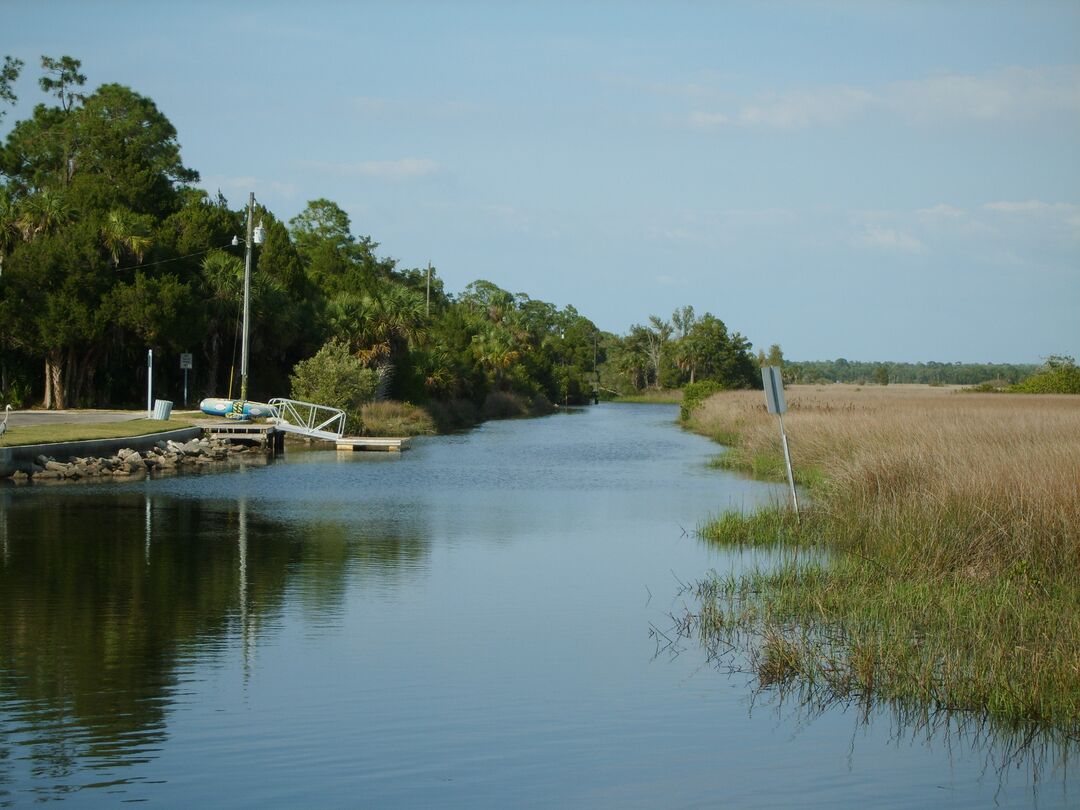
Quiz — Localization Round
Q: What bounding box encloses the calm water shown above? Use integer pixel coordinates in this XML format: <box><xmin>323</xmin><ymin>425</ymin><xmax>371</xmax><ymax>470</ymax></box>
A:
<box><xmin>0</xmin><ymin>404</ymin><xmax>1075</xmax><ymax>808</ymax></box>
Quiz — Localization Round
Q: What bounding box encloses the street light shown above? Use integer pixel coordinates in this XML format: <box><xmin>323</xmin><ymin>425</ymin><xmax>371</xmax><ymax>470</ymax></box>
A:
<box><xmin>232</xmin><ymin>192</ymin><xmax>265</xmax><ymax>402</ymax></box>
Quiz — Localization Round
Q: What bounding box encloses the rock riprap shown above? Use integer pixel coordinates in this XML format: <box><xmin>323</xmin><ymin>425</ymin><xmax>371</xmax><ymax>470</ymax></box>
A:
<box><xmin>6</xmin><ymin>437</ymin><xmax>258</xmax><ymax>482</ymax></box>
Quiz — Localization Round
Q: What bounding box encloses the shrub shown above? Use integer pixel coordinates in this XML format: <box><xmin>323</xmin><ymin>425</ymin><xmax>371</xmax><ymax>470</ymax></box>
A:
<box><xmin>481</xmin><ymin>391</ymin><xmax>529</xmax><ymax>419</ymax></box>
<box><xmin>289</xmin><ymin>340</ymin><xmax>379</xmax><ymax>433</ymax></box>
<box><xmin>1009</xmin><ymin>356</ymin><xmax>1080</xmax><ymax>394</ymax></box>
<box><xmin>680</xmin><ymin>380</ymin><xmax>724</xmax><ymax>421</ymax></box>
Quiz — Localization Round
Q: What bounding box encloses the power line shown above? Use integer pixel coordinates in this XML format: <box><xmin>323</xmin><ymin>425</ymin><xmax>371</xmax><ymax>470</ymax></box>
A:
<box><xmin>118</xmin><ymin>243</ymin><xmax>236</xmax><ymax>274</ymax></box>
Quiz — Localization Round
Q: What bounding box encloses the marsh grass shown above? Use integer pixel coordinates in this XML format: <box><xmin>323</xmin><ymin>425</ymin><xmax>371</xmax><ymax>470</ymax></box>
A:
<box><xmin>359</xmin><ymin>401</ymin><xmax>437</xmax><ymax>437</ymax></box>
<box><xmin>690</xmin><ymin>385</ymin><xmax>1080</xmax><ymax>731</ymax></box>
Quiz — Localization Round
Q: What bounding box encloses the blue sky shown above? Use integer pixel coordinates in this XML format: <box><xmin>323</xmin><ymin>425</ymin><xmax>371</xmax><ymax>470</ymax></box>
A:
<box><xmin>5</xmin><ymin>1</ymin><xmax>1079</xmax><ymax>362</ymax></box>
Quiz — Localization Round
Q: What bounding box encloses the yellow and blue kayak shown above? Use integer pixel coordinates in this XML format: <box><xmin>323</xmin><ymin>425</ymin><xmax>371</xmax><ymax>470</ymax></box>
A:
<box><xmin>199</xmin><ymin>398</ymin><xmax>276</xmax><ymax>421</ymax></box>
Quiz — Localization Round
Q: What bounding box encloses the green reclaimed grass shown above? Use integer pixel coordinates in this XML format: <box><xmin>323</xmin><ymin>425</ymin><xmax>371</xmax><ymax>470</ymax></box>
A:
<box><xmin>695</xmin><ymin>555</ymin><xmax>1080</xmax><ymax>730</ymax></box>
<box><xmin>698</xmin><ymin>506</ymin><xmax>804</xmax><ymax>547</ymax></box>
<box><xmin>0</xmin><ymin>418</ymin><xmax>198</xmax><ymax>447</ymax></box>
<box><xmin>617</xmin><ymin>390</ymin><xmax>683</xmax><ymax>404</ymax></box>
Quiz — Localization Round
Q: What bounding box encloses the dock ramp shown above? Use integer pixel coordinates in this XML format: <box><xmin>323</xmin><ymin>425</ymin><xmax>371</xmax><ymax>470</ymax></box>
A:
<box><xmin>268</xmin><ymin>398</ymin><xmax>346</xmax><ymax>442</ymax></box>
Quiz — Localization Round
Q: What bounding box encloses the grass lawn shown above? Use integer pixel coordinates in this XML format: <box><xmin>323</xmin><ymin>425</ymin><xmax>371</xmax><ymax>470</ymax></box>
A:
<box><xmin>0</xmin><ymin>418</ymin><xmax>199</xmax><ymax>447</ymax></box>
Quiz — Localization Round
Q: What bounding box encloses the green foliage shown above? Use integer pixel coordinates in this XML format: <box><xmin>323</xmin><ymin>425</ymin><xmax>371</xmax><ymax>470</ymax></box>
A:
<box><xmin>680</xmin><ymin>380</ymin><xmax>723</xmax><ymax>421</ymax></box>
<box><xmin>0</xmin><ymin>55</ymin><xmax>22</xmax><ymax>122</ymax></box>
<box><xmin>288</xmin><ymin>340</ymin><xmax>379</xmax><ymax>432</ymax></box>
<box><xmin>1009</xmin><ymin>356</ymin><xmax>1080</xmax><ymax>394</ymax></box>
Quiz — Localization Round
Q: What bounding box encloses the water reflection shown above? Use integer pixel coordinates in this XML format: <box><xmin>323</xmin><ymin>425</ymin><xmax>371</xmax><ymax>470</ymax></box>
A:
<box><xmin>0</xmin><ymin>489</ymin><xmax>430</xmax><ymax>803</ymax></box>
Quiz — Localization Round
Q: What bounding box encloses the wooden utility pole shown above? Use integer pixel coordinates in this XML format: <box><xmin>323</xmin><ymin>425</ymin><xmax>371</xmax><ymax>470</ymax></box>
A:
<box><xmin>426</xmin><ymin>263</ymin><xmax>432</xmax><ymax>317</ymax></box>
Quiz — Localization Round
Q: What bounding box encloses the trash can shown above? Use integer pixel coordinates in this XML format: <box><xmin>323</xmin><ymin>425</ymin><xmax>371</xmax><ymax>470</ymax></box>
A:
<box><xmin>152</xmin><ymin>399</ymin><xmax>173</xmax><ymax>420</ymax></box>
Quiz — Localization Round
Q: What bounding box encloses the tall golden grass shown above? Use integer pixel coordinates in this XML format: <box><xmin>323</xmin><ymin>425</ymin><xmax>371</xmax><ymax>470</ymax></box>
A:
<box><xmin>689</xmin><ymin>385</ymin><xmax>1080</xmax><ymax>729</ymax></box>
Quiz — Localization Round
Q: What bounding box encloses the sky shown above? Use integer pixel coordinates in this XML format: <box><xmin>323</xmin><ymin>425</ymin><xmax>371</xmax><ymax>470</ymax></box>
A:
<box><xmin>4</xmin><ymin>1</ymin><xmax>1079</xmax><ymax>363</ymax></box>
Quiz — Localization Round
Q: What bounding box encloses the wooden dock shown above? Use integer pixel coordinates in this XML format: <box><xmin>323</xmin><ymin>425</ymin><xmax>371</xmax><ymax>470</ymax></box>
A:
<box><xmin>202</xmin><ymin>422</ymin><xmax>285</xmax><ymax>455</ymax></box>
<box><xmin>201</xmin><ymin>422</ymin><xmax>410</xmax><ymax>453</ymax></box>
<box><xmin>335</xmin><ymin>437</ymin><xmax>410</xmax><ymax>452</ymax></box>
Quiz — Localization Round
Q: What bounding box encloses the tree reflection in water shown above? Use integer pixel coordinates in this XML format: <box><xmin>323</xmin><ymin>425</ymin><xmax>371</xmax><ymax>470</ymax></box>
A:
<box><xmin>0</xmin><ymin>489</ymin><xmax>429</xmax><ymax>802</ymax></box>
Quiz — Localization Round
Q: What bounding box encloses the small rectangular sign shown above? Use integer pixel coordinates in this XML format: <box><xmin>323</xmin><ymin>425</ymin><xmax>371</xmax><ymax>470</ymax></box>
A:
<box><xmin>762</xmin><ymin>366</ymin><xmax>786</xmax><ymax>414</ymax></box>
<box><xmin>180</xmin><ymin>353</ymin><xmax>193</xmax><ymax>370</ymax></box>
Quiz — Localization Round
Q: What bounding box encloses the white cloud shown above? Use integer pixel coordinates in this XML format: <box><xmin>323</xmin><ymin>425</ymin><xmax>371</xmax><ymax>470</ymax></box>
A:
<box><xmin>888</xmin><ymin>66</ymin><xmax>1080</xmax><ymax>123</ymax></box>
<box><xmin>307</xmin><ymin>158</ymin><xmax>440</xmax><ymax>180</ymax></box>
<box><xmin>347</xmin><ymin>96</ymin><xmax>475</xmax><ymax>119</ymax></box>
<box><xmin>201</xmin><ymin>176</ymin><xmax>298</xmax><ymax>200</ymax></box>
<box><xmin>854</xmin><ymin>225</ymin><xmax>925</xmax><ymax>253</ymax></box>
<box><xmin>983</xmin><ymin>200</ymin><xmax>1080</xmax><ymax>237</ymax></box>
<box><xmin>985</xmin><ymin>199</ymin><xmax>1062</xmax><ymax>213</ymax></box>
<box><xmin>738</xmin><ymin>86</ymin><xmax>874</xmax><ymax>129</ymax></box>
<box><xmin>917</xmin><ymin>203</ymin><xmax>966</xmax><ymax>220</ymax></box>
<box><xmin>685</xmin><ymin>65</ymin><xmax>1080</xmax><ymax>131</ymax></box>
<box><xmin>687</xmin><ymin>111</ymin><xmax>730</xmax><ymax>129</ymax></box>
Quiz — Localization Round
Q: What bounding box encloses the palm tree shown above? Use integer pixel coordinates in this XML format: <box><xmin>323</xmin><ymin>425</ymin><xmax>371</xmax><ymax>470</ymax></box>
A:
<box><xmin>100</xmin><ymin>207</ymin><xmax>153</xmax><ymax>267</ymax></box>
<box><xmin>328</xmin><ymin>281</ymin><xmax>427</xmax><ymax>366</ymax></box>
<box><xmin>199</xmin><ymin>250</ymin><xmax>244</xmax><ymax>394</ymax></box>
<box><xmin>15</xmin><ymin>188</ymin><xmax>73</xmax><ymax>241</ymax></box>
<box><xmin>471</xmin><ymin>324</ymin><xmax>520</xmax><ymax>389</ymax></box>
<box><xmin>0</xmin><ymin>190</ymin><xmax>19</xmax><ymax>278</ymax></box>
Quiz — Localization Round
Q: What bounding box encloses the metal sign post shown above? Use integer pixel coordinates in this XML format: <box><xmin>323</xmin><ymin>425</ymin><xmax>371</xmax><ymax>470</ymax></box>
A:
<box><xmin>762</xmin><ymin>366</ymin><xmax>799</xmax><ymax>518</ymax></box>
<box><xmin>180</xmin><ymin>353</ymin><xmax>193</xmax><ymax>408</ymax></box>
<box><xmin>147</xmin><ymin>349</ymin><xmax>153</xmax><ymax>418</ymax></box>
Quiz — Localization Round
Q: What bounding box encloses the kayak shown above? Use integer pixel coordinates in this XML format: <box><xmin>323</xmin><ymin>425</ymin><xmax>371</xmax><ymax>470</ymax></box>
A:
<box><xmin>199</xmin><ymin>398</ymin><xmax>276</xmax><ymax>421</ymax></box>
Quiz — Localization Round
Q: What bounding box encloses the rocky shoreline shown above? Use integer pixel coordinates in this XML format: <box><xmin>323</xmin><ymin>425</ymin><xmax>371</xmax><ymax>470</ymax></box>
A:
<box><xmin>5</xmin><ymin>437</ymin><xmax>264</xmax><ymax>482</ymax></box>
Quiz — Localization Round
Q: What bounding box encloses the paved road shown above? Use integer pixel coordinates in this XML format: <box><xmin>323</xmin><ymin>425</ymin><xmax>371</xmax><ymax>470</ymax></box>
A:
<box><xmin>4</xmin><ymin>410</ymin><xmax>147</xmax><ymax>428</ymax></box>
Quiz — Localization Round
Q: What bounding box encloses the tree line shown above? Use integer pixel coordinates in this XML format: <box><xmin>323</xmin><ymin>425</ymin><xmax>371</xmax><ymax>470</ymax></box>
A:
<box><xmin>0</xmin><ymin>55</ymin><xmax>761</xmax><ymax>418</ymax></box>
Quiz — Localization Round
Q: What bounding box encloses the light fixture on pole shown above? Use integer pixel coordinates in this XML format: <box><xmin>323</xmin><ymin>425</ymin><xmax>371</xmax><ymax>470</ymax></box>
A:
<box><xmin>233</xmin><ymin>192</ymin><xmax>265</xmax><ymax>402</ymax></box>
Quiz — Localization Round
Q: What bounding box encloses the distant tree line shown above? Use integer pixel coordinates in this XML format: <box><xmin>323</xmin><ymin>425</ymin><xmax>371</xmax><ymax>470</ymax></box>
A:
<box><xmin>780</xmin><ymin>359</ymin><xmax>1038</xmax><ymax>386</ymax></box>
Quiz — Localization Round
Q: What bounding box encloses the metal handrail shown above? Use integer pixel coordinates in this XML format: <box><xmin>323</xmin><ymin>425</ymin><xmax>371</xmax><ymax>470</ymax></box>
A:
<box><xmin>268</xmin><ymin>398</ymin><xmax>346</xmax><ymax>439</ymax></box>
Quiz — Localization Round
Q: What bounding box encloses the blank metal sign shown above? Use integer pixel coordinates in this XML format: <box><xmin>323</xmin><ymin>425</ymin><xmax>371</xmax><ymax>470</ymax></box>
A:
<box><xmin>762</xmin><ymin>366</ymin><xmax>787</xmax><ymax>414</ymax></box>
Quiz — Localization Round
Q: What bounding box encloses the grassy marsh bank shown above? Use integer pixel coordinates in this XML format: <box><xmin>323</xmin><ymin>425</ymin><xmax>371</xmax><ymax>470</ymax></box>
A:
<box><xmin>688</xmin><ymin>385</ymin><xmax>1080</xmax><ymax>731</ymax></box>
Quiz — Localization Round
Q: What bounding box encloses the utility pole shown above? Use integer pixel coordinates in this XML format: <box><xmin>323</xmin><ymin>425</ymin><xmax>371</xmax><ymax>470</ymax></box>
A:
<box><xmin>425</xmin><ymin>262</ymin><xmax>432</xmax><ymax>317</ymax></box>
<box><xmin>240</xmin><ymin>192</ymin><xmax>254</xmax><ymax>402</ymax></box>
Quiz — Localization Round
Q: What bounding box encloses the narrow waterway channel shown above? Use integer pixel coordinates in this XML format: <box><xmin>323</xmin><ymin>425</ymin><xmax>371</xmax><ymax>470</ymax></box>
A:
<box><xmin>0</xmin><ymin>403</ymin><xmax>1075</xmax><ymax>807</ymax></box>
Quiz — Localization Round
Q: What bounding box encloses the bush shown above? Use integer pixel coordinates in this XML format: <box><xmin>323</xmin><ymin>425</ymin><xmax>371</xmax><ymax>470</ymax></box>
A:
<box><xmin>1009</xmin><ymin>356</ymin><xmax>1080</xmax><ymax>394</ymax></box>
<box><xmin>680</xmin><ymin>380</ymin><xmax>724</xmax><ymax>421</ymax></box>
<box><xmin>289</xmin><ymin>340</ymin><xmax>379</xmax><ymax>433</ymax></box>
<box><xmin>426</xmin><ymin>398</ymin><xmax>480</xmax><ymax>432</ymax></box>
<box><xmin>481</xmin><ymin>391</ymin><xmax>530</xmax><ymax>419</ymax></box>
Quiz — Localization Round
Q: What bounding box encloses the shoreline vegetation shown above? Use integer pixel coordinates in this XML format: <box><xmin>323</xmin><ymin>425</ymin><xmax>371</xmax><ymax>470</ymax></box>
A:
<box><xmin>683</xmin><ymin>384</ymin><xmax>1080</xmax><ymax>734</ymax></box>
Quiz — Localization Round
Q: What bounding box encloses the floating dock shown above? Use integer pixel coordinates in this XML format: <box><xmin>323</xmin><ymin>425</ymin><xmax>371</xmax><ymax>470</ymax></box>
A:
<box><xmin>201</xmin><ymin>423</ymin><xmax>409</xmax><ymax>453</ymax></box>
<box><xmin>335</xmin><ymin>437</ymin><xmax>410</xmax><ymax>452</ymax></box>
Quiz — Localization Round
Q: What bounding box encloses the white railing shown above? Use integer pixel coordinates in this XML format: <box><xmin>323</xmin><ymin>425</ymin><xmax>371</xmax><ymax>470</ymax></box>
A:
<box><xmin>268</xmin><ymin>398</ymin><xmax>346</xmax><ymax>441</ymax></box>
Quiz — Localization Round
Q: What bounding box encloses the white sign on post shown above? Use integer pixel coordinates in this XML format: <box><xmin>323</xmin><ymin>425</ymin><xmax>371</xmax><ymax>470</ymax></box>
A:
<box><xmin>761</xmin><ymin>366</ymin><xmax>799</xmax><ymax>518</ymax></box>
<box><xmin>180</xmin><ymin>353</ymin><xmax>193</xmax><ymax>370</ymax></box>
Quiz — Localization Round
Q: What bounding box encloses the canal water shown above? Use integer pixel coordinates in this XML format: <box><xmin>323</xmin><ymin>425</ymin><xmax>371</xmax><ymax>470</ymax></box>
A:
<box><xmin>0</xmin><ymin>404</ymin><xmax>1075</xmax><ymax>807</ymax></box>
